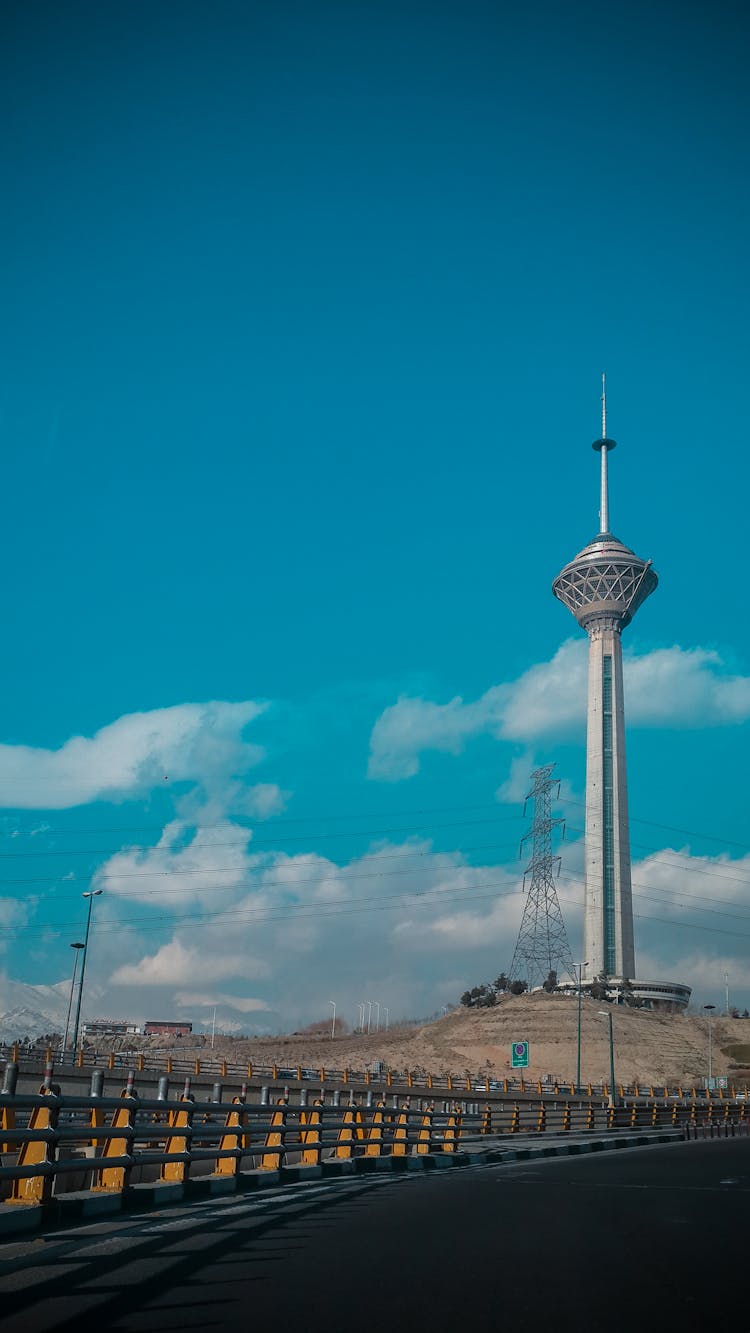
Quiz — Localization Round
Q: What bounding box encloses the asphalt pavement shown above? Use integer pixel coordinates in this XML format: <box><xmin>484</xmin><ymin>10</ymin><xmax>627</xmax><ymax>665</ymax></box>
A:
<box><xmin>2</xmin><ymin>1137</ymin><xmax>747</xmax><ymax>1332</ymax></box>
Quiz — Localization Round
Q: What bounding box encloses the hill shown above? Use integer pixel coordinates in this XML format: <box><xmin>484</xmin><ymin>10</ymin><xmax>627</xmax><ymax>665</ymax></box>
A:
<box><xmin>96</xmin><ymin>992</ymin><xmax>750</xmax><ymax>1087</ymax></box>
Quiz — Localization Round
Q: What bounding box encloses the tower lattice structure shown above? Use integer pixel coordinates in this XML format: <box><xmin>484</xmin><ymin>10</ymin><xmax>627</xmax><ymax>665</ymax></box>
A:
<box><xmin>508</xmin><ymin>764</ymin><xmax>576</xmax><ymax>990</ymax></box>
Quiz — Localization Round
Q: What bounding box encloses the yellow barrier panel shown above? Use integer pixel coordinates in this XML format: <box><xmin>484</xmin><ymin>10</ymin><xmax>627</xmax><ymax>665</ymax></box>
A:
<box><xmin>318</xmin><ymin>1068</ymin><xmax>325</xmax><ymax>1082</ymax></box>
<box><xmin>296</xmin><ymin>1066</ymin><xmax>303</xmax><ymax>1082</ymax></box>
<box><xmin>8</xmin><ymin>1085</ymin><xmax>59</xmax><ymax>1206</ymax></box>
<box><xmin>510</xmin><ymin>1104</ymin><xmax>520</xmax><ymax>1133</ymax></box>
<box><xmin>651</xmin><ymin>1102</ymin><xmax>658</xmax><ymax>1127</ymax></box>
<box><xmin>386</xmin><ymin>1070</ymin><xmax>392</xmax><ymax>1087</ymax></box>
<box><xmin>392</xmin><ymin>1101</ymin><xmax>410</xmax><ymax>1156</ymax></box>
<box><xmin>365</xmin><ymin>1101</ymin><xmax>386</xmax><ymax>1156</ymax></box>
<box><xmin>220</xmin><ymin>1060</ymin><xmax>227</xmax><ymax>1078</ymax></box>
<box><xmin>607</xmin><ymin>1105</ymin><xmax>615</xmax><ymax>1130</ymax></box>
<box><xmin>160</xmin><ymin>1096</ymin><xmax>193</xmax><ymax>1183</ymax></box>
<box><xmin>300</xmin><ymin>1100</ymin><xmax>323</xmax><ymax>1166</ymax></box>
<box><xmin>76</xmin><ymin>1050</ymin><xmax>83</xmax><ymax>1069</ymax></box>
<box><xmin>562</xmin><ymin>1104</ymin><xmax>571</xmax><ymax>1132</ymax></box>
<box><xmin>247</xmin><ymin>1062</ymin><xmax>253</xmax><ymax>1078</ymax></box>
<box><xmin>342</xmin><ymin>1068</ymin><xmax>349</xmax><ymax>1085</ymax></box>
<box><xmin>137</xmin><ymin>1054</ymin><xmax>145</xmax><ymax>1072</ymax></box>
<box><xmin>586</xmin><ymin>1104</ymin><xmax>595</xmax><ymax>1130</ymax></box>
<box><xmin>465</xmin><ymin>1076</ymin><xmax>472</xmax><ymax>1092</ymax></box>
<box><xmin>536</xmin><ymin>1103</ymin><xmax>546</xmax><ymax>1132</ymax></box>
<box><xmin>630</xmin><ymin>1103</ymin><xmax>638</xmax><ymax>1128</ymax></box>
<box><xmin>335</xmin><ymin>1108</ymin><xmax>358</xmax><ymax>1158</ymax></box>
<box><xmin>427</xmin><ymin>1074</ymin><xmax>434</xmax><ymax>1090</ymax></box>
<box><xmin>442</xmin><ymin>1107</ymin><xmax>461</xmax><ymax>1152</ymax></box>
<box><xmin>92</xmin><ymin>1087</ymin><xmax>138</xmax><ymax>1193</ymax></box>
<box><xmin>0</xmin><ymin>1096</ymin><xmax>15</xmax><ymax>1153</ymax></box>
<box><xmin>89</xmin><ymin>1095</ymin><xmax>105</xmax><ymax>1146</ymax></box>
<box><xmin>167</xmin><ymin>1056</ymin><xmax>173</xmax><ymax>1074</ymax></box>
<box><xmin>260</xmin><ymin>1103</ymin><xmax>287</xmax><ymax>1170</ymax></box>
<box><xmin>108</xmin><ymin>1052</ymin><xmax>115</xmax><ymax>1070</ymax></box>
<box><xmin>481</xmin><ymin>1105</ymin><xmax>492</xmax><ymax>1135</ymax></box>
<box><xmin>415</xmin><ymin>1109</ymin><xmax>434</xmax><ymax>1151</ymax></box>
<box><xmin>407</xmin><ymin>1072</ymin><xmax>414</xmax><ymax>1089</ymax></box>
<box><xmin>194</xmin><ymin>1059</ymin><xmax>201</xmax><ymax>1077</ymax></box>
<box><xmin>213</xmin><ymin>1097</ymin><xmax>247</xmax><ymax>1177</ymax></box>
<box><xmin>446</xmin><ymin>1075</ymin><xmax>453</xmax><ymax>1091</ymax></box>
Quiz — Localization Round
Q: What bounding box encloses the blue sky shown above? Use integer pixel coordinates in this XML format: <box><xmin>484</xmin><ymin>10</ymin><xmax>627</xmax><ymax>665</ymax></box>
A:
<box><xmin>1</xmin><ymin>0</ymin><xmax>749</xmax><ymax>1033</ymax></box>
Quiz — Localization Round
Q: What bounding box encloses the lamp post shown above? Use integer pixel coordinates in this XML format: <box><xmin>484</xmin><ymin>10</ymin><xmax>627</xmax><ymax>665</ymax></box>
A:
<box><xmin>329</xmin><ymin>1000</ymin><xmax>336</xmax><ymax>1039</ymax></box>
<box><xmin>384</xmin><ymin>1006</ymin><xmax>389</xmax><ymax>1032</ymax></box>
<box><xmin>598</xmin><ymin>1009</ymin><xmax>616</xmax><ymax>1106</ymax></box>
<box><xmin>211</xmin><ymin>1006</ymin><xmax>217</xmax><ymax>1049</ymax></box>
<box><xmin>70</xmin><ymin>889</ymin><xmax>102</xmax><ymax>1058</ymax></box>
<box><xmin>576</xmin><ymin>961</ymin><xmax>589</xmax><ymax>1094</ymax></box>
<box><xmin>62</xmin><ymin>943</ymin><xmax>85</xmax><ymax>1056</ymax></box>
<box><xmin>703</xmin><ymin>1003</ymin><xmax>716</xmax><ymax>1085</ymax></box>
<box><xmin>374</xmin><ymin>1001</ymin><xmax>380</xmax><ymax>1032</ymax></box>
<box><xmin>358</xmin><ymin>1002</ymin><xmax>365</xmax><ymax>1031</ymax></box>
<box><xmin>724</xmin><ymin>972</ymin><xmax>730</xmax><ymax>1017</ymax></box>
<box><xmin>366</xmin><ymin>1001</ymin><xmax>372</xmax><ymax>1034</ymax></box>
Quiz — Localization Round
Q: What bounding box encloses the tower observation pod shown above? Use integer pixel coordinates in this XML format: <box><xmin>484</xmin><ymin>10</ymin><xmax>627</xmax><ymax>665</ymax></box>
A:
<box><xmin>551</xmin><ymin>379</ymin><xmax>690</xmax><ymax>1009</ymax></box>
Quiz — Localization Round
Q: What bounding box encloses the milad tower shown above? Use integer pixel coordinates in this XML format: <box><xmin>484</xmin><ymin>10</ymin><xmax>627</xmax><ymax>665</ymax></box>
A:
<box><xmin>552</xmin><ymin>380</ymin><xmax>690</xmax><ymax>1008</ymax></box>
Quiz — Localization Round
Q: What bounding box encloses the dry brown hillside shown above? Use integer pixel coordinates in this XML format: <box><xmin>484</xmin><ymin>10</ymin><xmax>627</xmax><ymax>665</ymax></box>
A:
<box><xmin>108</xmin><ymin>993</ymin><xmax>750</xmax><ymax>1087</ymax></box>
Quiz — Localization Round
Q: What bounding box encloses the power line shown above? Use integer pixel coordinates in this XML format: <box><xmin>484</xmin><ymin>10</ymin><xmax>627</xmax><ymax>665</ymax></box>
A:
<box><xmin>0</xmin><ymin>813</ymin><xmax>524</xmax><ymax>861</ymax></box>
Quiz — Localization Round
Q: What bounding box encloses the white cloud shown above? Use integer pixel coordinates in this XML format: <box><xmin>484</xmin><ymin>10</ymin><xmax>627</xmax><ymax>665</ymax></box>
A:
<box><xmin>369</xmin><ymin>642</ymin><xmax>750</xmax><ymax>780</ymax></box>
<box><xmin>93</xmin><ymin>818</ymin><xmax>260</xmax><ymax>909</ymax></box>
<box><xmin>175</xmin><ymin>991</ymin><xmax>271</xmax><ymax>1013</ymax></box>
<box><xmin>0</xmin><ymin>701</ymin><xmax>267</xmax><ymax>809</ymax></box>
<box><xmin>111</xmin><ymin>938</ymin><xmax>269</xmax><ymax>987</ymax></box>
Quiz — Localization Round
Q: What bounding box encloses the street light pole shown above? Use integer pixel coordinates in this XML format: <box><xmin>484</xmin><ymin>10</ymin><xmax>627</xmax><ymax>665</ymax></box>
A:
<box><xmin>724</xmin><ymin>972</ymin><xmax>730</xmax><ymax>1016</ymax></box>
<box><xmin>703</xmin><ymin>1004</ymin><xmax>716</xmax><ymax>1083</ymax></box>
<box><xmin>358</xmin><ymin>1002</ymin><xmax>365</xmax><ymax>1031</ymax></box>
<box><xmin>211</xmin><ymin>1006</ymin><xmax>217</xmax><ymax>1049</ymax></box>
<box><xmin>598</xmin><ymin>1009</ymin><xmax>615</xmax><ymax>1105</ymax></box>
<box><xmin>575</xmin><ymin>961</ymin><xmax>588</xmax><ymax>1094</ymax></box>
<box><xmin>374</xmin><ymin>1001</ymin><xmax>380</xmax><ymax>1032</ymax></box>
<box><xmin>366</xmin><ymin>1001</ymin><xmax>372</xmax><ymax>1034</ymax></box>
<box><xmin>70</xmin><ymin>889</ymin><xmax>103</xmax><ymax>1058</ymax></box>
<box><xmin>62</xmin><ymin>943</ymin><xmax>85</xmax><ymax>1056</ymax></box>
<box><xmin>384</xmin><ymin>1006</ymin><xmax>389</xmax><ymax>1032</ymax></box>
<box><xmin>329</xmin><ymin>1000</ymin><xmax>336</xmax><ymax>1039</ymax></box>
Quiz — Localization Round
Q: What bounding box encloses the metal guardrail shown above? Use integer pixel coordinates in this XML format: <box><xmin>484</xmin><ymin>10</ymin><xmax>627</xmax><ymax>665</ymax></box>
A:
<box><xmin>1</xmin><ymin>1060</ymin><xmax>747</xmax><ymax>1213</ymax></box>
<box><xmin>1</xmin><ymin>1044</ymin><xmax>738</xmax><ymax>1102</ymax></box>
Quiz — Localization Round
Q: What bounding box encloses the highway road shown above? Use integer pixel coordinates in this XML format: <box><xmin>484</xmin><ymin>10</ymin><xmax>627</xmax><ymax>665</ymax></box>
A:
<box><xmin>2</xmin><ymin>1138</ymin><xmax>747</xmax><ymax>1331</ymax></box>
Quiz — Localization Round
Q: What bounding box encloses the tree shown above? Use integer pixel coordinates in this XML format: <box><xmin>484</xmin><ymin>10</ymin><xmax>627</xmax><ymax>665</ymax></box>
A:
<box><xmin>460</xmin><ymin>991</ymin><xmax>473</xmax><ymax>1008</ymax></box>
<box><xmin>743</xmin><ymin>1009</ymin><xmax>749</xmax><ymax>1019</ymax></box>
<box><xmin>509</xmin><ymin>980</ymin><xmax>528</xmax><ymax>996</ymax></box>
<box><xmin>481</xmin><ymin>990</ymin><xmax>497</xmax><ymax>1008</ymax></box>
<box><xmin>494</xmin><ymin>974</ymin><xmax>509</xmax><ymax>993</ymax></box>
<box><xmin>542</xmin><ymin>970</ymin><xmax>558</xmax><ymax>993</ymax></box>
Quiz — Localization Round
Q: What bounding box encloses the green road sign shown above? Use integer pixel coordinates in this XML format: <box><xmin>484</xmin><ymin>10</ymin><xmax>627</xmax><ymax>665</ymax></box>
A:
<box><xmin>511</xmin><ymin>1040</ymin><xmax>529</xmax><ymax>1068</ymax></box>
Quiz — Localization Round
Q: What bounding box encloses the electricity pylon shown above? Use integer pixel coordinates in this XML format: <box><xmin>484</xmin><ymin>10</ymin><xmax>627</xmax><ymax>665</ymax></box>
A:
<box><xmin>507</xmin><ymin>764</ymin><xmax>576</xmax><ymax>990</ymax></box>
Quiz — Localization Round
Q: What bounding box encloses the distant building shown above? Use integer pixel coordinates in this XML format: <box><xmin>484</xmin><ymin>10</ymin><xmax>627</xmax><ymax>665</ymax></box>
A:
<box><xmin>83</xmin><ymin>1020</ymin><xmax>141</xmax><ymax>1039</ymax></box>
<box><xmin>144</xmin><ymin>1020</ymin><xmax>193</xmax><ymax>1037</ymax></box>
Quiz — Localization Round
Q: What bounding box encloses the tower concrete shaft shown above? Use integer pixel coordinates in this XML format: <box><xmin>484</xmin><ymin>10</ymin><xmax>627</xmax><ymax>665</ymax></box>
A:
<box><xmin>552</xmin><ymin>397</ymin><xmax>657</xmax><ymax>983</ymax></box>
